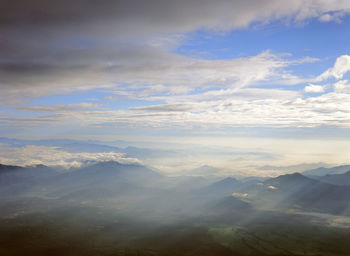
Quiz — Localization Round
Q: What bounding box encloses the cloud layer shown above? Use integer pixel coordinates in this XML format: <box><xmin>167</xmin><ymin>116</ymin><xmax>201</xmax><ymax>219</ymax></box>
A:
<box><xmin>1</xmin><ymin>0</ymin><xmax>350</xmax><ymax>99</ymax></box>
<box><xmin>0</xmin><ymin>145</ymin><xmax>140</xmax><ymax>168</ymax></box>
<box><xmin>3</xmin><ymin>55</ymin><xmax>350</xmax><ymax>129</ymax></box>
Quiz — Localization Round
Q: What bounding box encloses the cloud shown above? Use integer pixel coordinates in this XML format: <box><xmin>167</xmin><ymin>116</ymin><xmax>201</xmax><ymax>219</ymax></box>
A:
<box><xmin>3</xmin><ymin>59</ymin><xmax>350</xmax><ymax>129</ymax></box>
<box><xmin>319</xmin><ymin>11</ymin><xmax>347</xmax><ymax>22</ymax></box>
<box><xmin>5</xmin><ymin>90</ymin><xmax>349</xmax><ymax>129</ymax></box>
<box><xmin>0</xmin><ymin>48</ymin><xmax>286</xmax><ymax>101</ymax></box>
<box><xmin>1</xmin><ymin>1</ymin><xmax>350</xmax><ymax>131</ymax></box>
<box><xmin>304</xmin><ymin>84</ymin><xmax>325</xmax><ymax>93</ymax></box>
<box><xmin>130</xmin><ymin>104</ymin><xmax>194</xmax><ymax>112</ymax></box>
<box><xmin>333</xmin><ymin>80</ymin><xmax>350</xmax><ymax>93</ymax></box>
<box><xmin>317</xmin><ymin>55</ymin><xmax>350</xmax><ymax>81</ymax></box>
<box><xmin>17</xmin><ymin>103</ymin><xmax>101</xmax><ymax>112</ymax></box>
<box><xmin>267</xmin><ymin>185</ymin><xmax>278</xmax><ymax>190</ymax></box>
<box><xmin>2</xmin><ymin>0</ymin><xmax>350</xmax><ymax>34</ymax></box>
<box><xmin>1</xmin><ymin>1</ymin><xmax>350</xmax><ymax>101</ymax></box>
<box><xmin>0</xmin><ymin>145</ymin><xmax>141</xmax><ymax>168</ymax></box>
<box><xmin>232</xmin><ymin>193</ymin><xmax>249</xmax><ymax>198</ymax></box>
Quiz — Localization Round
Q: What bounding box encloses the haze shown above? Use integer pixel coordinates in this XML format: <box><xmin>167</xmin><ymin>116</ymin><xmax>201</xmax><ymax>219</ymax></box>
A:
<box><xmin>1</xmin><ymin>1</ymin><xmax>350</xmax><ymax>255</ymax></box>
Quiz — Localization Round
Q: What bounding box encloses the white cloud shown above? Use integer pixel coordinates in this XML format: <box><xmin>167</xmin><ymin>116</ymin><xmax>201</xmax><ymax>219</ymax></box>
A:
<box><xmin>3</xmin><ymin>79</ymin><xmax>350</xmax><ymax>129</ymax></box>
<box><xmin>232</xmin><ymin>193</ymin><xmax>249</xmax><ymax>198</ymax></box>
<box><xmin>304</xmin><ymin>84</ymin><xmax>325</xmax><ymax>93</ymax></box>
<box><xmin>0</xmin><ymin>145</ymin><xmax>141</xmax><ymax>168</ymax></box>
<box><xmin>267</xmin><ymin>185</ymin><xmax>278</xmax><ymax>190</ymax></box>
<box><xmin>333</xmin><ymin>80</ymin><xmax>350</xmax><ymax>93</ymax></box>
<box><xmin>317</xmin><ymin>55</ymin><xmax>350</xmax><ymax>81</ymax></box>
<box><xmin>319</xmin><ymin>11</ymin><xmax>347</xmax><ymax>23</ymax></box>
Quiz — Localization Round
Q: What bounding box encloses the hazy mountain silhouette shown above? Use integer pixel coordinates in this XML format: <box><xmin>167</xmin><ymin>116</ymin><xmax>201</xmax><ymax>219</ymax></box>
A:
<box><xmin>201</xmin><ymin>177</ymin><xmax>240</xmax><ymax>197</ymax></box>
<box><xmin>0</xmin><ymin>164</ymin><xmax>59</xmax><ymax>198</ymax></box>
<box><xmin>303</xmin><ymin>165</ymin><xmax>350</xmax><ymax>176</ymax></box>
<box><xmin>2</xmin><ymin>162</ymin><xmax>350</xmax><ymax>255</ymax></box>
<box><xmin>249</xmin><ymin>173</ymin><xmax>350</xmax><ymax>215</ymax></box>
<box><xmin>315</xmin><ymin>170</ymin><xmax>350</xmax><ymax>186</ymax></box>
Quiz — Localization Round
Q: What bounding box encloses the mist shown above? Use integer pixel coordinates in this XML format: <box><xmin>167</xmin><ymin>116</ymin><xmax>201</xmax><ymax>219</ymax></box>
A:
<box><xmin>1</xmin><ymin>158</ymin><xmax>350</xmax><ymax>255</ymax></box>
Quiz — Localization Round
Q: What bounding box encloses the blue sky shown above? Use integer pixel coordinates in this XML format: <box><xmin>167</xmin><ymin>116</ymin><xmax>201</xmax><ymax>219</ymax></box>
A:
<box><xmin>0</xmin><ymin>0</ymin><xmax>349</xmax><ymax>175</ymax></box>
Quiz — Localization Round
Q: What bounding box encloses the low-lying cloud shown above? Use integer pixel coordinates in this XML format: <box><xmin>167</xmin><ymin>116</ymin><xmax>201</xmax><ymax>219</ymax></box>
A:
<box><xmin>0</xmin><ymin>145</ymin><xmax>141</xmax><ymax>168</ymax></box>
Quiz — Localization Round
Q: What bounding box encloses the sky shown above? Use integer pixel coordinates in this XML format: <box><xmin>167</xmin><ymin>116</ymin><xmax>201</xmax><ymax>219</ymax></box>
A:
<box><xmin>0</xmin><ymin>0</ymin><xmax>350</xmax><ymax>176</ymax></box>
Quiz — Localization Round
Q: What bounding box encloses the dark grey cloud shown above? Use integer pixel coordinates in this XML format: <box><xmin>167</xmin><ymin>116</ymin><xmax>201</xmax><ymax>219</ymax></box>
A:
<box><xmin>1</xmin><ymin>0</ymin><xmax>350</xmax><ymax>100</ymax></box>
<box><xmin>2</xmin><ymin>0</ymin><xmax>349</xmax><ymax>34</ymax></box>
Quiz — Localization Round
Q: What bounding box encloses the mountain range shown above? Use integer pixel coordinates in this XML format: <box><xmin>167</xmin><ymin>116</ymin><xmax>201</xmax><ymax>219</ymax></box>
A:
<box><xmin>2</xmin><ymin>161</ymin><xmax>350</xmax><ymax>217</ymax></box>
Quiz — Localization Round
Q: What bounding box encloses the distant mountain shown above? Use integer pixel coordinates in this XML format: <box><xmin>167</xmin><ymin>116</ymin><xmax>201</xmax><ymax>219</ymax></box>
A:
<box><xmin>0</xmin><ymin>163</ymin><xmax>57</xmax><ymax>181</ymax></box>
<box><xmin>70</xmin><ymin>161</ymin><xmax>162</xmax><ymax>183</ymax></box>
<box><xmin>0</xmin><ymin>163</ymin><xmax>22</xmax><ymax>172</ymax></box>
<box><xmin>201</xmin><ymin>177</ymin><xmax>240</xmax><ymax>197</ymax></box>
<box><xmin>0</xmin><ymin>164</ymin><xmax>59</xmax><ymax>197</ymax></box>
<box><xmin>0</xmin><ymin>161</ymin><xmax>165</xmax><ymax>200</ymax></box>
<box><xmin>265</xmin><ymin>172</ymin><xmax>316</xmax><ymax>188</ymax></box>
<box><xmin>315</xmin><ymin>171</ymin><xmax>350</xmax><ymax>186</ymax></box>
<box><xmin>303</xmin><ymin>165</ymin><xmax>350</xmax><ymax>176</ymax></box>
<box><xmin>251</xmin><ymin>173</ymin><xmax>350</xmax><ymax>215</ymax></box>
<box><xmin>203</xmin><ymin>195</ymin><xmax>253</xmax><ymax>218</ymax></box>
<box><xmin>238</xmin><ymin>176</ymin><xmax>267</xmax><ymax>182</ymax></box>
<box><xmin>45</xmin><ymin>161</ymin><xmax>165</xmax><ymax>199</ymax></box>
<box><xmin>260</xmin><ymin>163</ymin><xmax>330</xmax><ymax>173</ymax></box>
<box><xmin>3</xmin><ymin>160</ymin><xmax>350</xmax><ymax>218</ymax></box>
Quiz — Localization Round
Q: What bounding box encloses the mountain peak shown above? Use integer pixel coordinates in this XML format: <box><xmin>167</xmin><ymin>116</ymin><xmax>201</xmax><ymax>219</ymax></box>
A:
<box><xmin>205</xmin><ymin>177</ymin><xmax>238</xmax><ymax>189</ymax></box>
<box><xmin>220</xmin><ymin>177</ymin><xmax>238</xmax><ymax>183</ymax></box>
<box><xmin>267</xmin><ymin>172</ymin><xmax>313</xmax><ymax>185</ymax></box>
<box><xmin>303</xmin><ymin>165</ymin><xmax>350</xmax><ymax>176</ymax></box>
<box><xmin>0</xmin><ymin>163</ymin><xmax>22</xmax><ymax>169</ymax></box>
<box><xmin>89</xmin><ymin>161</ymin><xmax>141</xmax><ymax>169</ymax></box>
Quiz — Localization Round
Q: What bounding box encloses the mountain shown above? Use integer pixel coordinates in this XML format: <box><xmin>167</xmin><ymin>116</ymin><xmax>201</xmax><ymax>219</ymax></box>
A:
<box><xmin>0</xmin><ymin>161</ymin><xmax>165</xmax><ymax>200</ymax></box>
<box><xmin>303</xmin><ymin>165</ymin><xmax>350</xmax><ymax>176</ymax></box>
<box><xmin>200</xmin><ymin>177</ymin><xmax>240</xmax><ymax>198</ymax></box>
<box><xmin>0</xmin><ymin>163</ymin><xmax>22</xmax><ymax>173</ymax></box>
<box><xmin>44</xmin><ymin>161</ymin><xmax>162</xmax><ymax>197</ymax></box>
<box><xmin>249</xmin><ymin>173</ymin><xmax>350</xmax><ymax>215</ymax></box>
<box><xmin>315</xmin><ymin>171</ymin><xmax>350</xmax><ymax>186</ymax></box>
<box><xmin>0</xmin><ymin>164</ymin><xmax>58</xmax><ymax>180</ymax></box>
<box><xmin>0</xmin><ymin>164</ymin><xmax>59</xmax><ymax>198</ymax></box>
<box><xmin>202</xmin><ymin>195</ymin><xmax>253</xmax><ymax>218</ymax></box>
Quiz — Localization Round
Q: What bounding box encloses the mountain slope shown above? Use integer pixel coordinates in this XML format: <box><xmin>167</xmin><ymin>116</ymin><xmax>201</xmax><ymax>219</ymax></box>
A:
<box><xmin>0</xmin><ymin>164</ymin><xmax>59</xmax><ymax>198</ymax></box>
<box><xmin>303</xmin><ymin>165</ymin><xmax>350</xmax><ymax>176</ymax></box>
<box><xmin>44</xmin><ymin>161</ymin><xmax>164</xmax><ymax>199</ymax></box>
<box><xmin>315</xmin><ymin>171</ymin><xmax>350</xmax><ymax>186</ymax></box>
<box><xmin>201</xmin><ymin>177</ymin><xmax>240</xmax><ymax>197</ymax></box>
<box><xmin>236</xmin><ymin>173</ymin><xmax>350</xmax><ymax>215</ymax></box>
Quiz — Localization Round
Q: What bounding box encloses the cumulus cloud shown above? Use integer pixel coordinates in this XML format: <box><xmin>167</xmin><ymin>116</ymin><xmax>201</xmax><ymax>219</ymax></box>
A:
<box><xmin>333</xmin><ymin>80</ymin><xmax>350</xmax><ymax>93</ymax></box>
<box><xmin>317</xmin><ymin>55</ymin><xmax>350</xmax><ymax>81</ymax></box>
<box><xmin>304</xmin><ymin>84</ymin><xmax>325</xmax><ymax>93</ymax></box>
<box><xmin>0</xmin><ymin>145</ymin><xmax>141</xmax><ymax>168</ymax></box>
